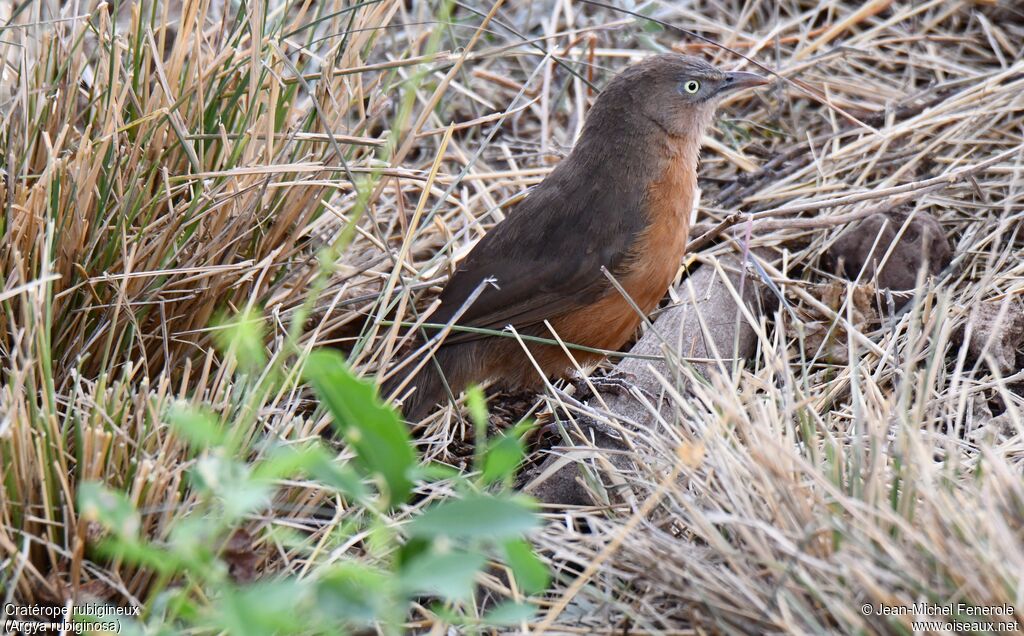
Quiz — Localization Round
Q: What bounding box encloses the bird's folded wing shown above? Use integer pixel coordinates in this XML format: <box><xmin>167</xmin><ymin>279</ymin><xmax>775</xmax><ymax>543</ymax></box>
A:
<box><xmin>432</xmin><ymin>258</ymin><xmax>609</xmax><ymax>345</ymax></box>
<box><xmin>427</xmin><ymin>179</ymin><xmax>646</xmax><ymax>345</ymax></box>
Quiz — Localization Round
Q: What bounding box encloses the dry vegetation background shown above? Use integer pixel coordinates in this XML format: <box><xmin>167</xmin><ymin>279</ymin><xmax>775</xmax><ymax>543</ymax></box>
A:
<box><xmin>1</xmin><ymin>0</ymin><xmax>1023</xmax><ymax>633</ymax></box>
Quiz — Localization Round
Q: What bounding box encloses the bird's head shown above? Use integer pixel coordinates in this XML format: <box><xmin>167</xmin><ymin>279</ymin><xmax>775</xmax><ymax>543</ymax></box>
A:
<box><xmin>588</xmin><ymin>54</ymin><xmax>768</xmax><ymax>142</ymax></box>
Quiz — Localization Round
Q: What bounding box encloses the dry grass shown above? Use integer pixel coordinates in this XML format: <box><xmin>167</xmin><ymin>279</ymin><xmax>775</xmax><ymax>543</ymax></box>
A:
<box><xmin>2</xmin><ymin>0</ymin><xmax>1023</xmax><ymax>633</ymax></box>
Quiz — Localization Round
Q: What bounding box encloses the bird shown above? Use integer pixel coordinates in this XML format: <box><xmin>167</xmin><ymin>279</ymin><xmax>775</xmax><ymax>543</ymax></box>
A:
<box><xmin>384</xmin><ymin>54</ymin><xmax>767</xmax><ymax>419</ymax></box>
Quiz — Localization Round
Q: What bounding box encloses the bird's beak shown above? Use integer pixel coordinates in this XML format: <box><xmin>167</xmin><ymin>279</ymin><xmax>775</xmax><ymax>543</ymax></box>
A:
<box><xmin>720</xmin><ymin>70</ymin><xmax>770</xmax><ymax>94</ymax></box>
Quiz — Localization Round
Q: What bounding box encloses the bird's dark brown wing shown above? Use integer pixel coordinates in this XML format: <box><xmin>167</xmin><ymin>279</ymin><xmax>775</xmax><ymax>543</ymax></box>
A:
<box><xmin>428</xmin><ymin>163</ymin><xmax>648</xmax><ymax>344</ymax></box>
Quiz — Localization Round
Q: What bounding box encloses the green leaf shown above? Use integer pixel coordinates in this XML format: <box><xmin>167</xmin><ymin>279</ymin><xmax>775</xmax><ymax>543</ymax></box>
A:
<box><xmin>642</xmin><ymin>19</ymin><xmax>665</xmax><ymax>33</ymax></box>
<box><xmin>166</xmin><ymin>517</ymin><xmax>218</xmax><ymax>569</ymax></box>
<box><xmin>481</xmin><ymin>434</ymin><xmax>525</xmax><ymax>485</ymax></box>
<box><xmin>255</xmin><ymin>443</ymin><xmax>367</xmax><ymax>501</ymax></box>
<box><xmin>91</xmin><ymin>536</ymin><xmax>179</xmax><ymax>574</ymax></box>
<box><xmin>414</xmin><ymin>461</ymin><xmax>461</xmax><ymax>482</ymax></box>
<box><xmin>190</xmin><ymin>456</ymin><xmax>272</xmax><ymax>520</ymax></box>
<box><xmin>316</xmin><ymin>562</ymin><xmax>394</xmax><ymax>624</ymax></box>
<box><xmin>252</xmin><ymin>444</ymin><xmax>320</xmax><ymax>480</ymax></box>
<box><xmin>213</xmin><ymin>581</ymin><xmax>308</xmax><ymax>636</ymax></box>
<box><xmin>409</xmin><ymin>494</ymin><xmax>538</xmax><ymax>541</ymax></box>
<box><xmin>213</xmin><ymin>307</ymin><xmax>267</xmax><ymax>371</ymax></box>
<box><xmin>503</xmin><ymin>538</ymin><xmax>549</xmax><ymax>594</ymax></box>
<box><xmin>467</xmin><ymin>385</ymin><xmax>489</xmax><ymax>475</ymax></box>
<box><xmin>78</xmin><ymin>482</ymin><xmax>141</xmax><ymax>539</ymax></box>
<box><xmin>308</xmin><ymin>452</ymin><xmax>370</xmax><ymax>501</ymax></box>
<box><xmin>168</xmin><ymin>404</ymin><xmax>226</xmax><ymax>449</ymax></box>
<box><xmin>396</xmin><ymin>536</ymin><xmax>432</xmax><ymax>570</ymax></box>
<box><xmin>637</xmin><ymin>5</ymin><xmax>665</xmax><ymax>33</ymax></box>
<box><xmin>484</xmin><ymin>600</ymin><xmax>537</xmax><ymax>626</ymax></box>
<box><xmin>399</xmin><ymin>550</ymin><xmax>486</xmax><ymax>601</ymax></box>
<box><xmin>465</xmin><ymin>385</ymin><xmax>488</xmax><ymax>430</ymax></box>
<box><xmin>303</xmin><ymin>349</ymin><xmax>415</xmax><ymax>506</ymax></box>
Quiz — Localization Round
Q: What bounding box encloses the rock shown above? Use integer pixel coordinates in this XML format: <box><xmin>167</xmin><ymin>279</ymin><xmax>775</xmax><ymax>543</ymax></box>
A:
<box><xmin>824</xmin><ymin>208</ymin><xmax>951</xmax><ymax>306</ymax></box>
<box><xmin>521</xmin><ymin>427</ymin><xmax>629</xmax><ymax>507</ymax></box>
<box><xmin>958</xmin><ymin>298</ymin><xmax>1024</xmax><ymax>375</ymax></box>
<box><xmin>523</xmin><ymin>251</ymin><xmax>767</xmax><ymax>506</ymax></box>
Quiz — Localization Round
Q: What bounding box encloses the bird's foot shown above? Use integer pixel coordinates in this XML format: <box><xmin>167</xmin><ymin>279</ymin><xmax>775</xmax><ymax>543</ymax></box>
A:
<box><xmin>569</xmin><ymin>372</ymin><xmax>639</xmax><ymax>400</ymax></box>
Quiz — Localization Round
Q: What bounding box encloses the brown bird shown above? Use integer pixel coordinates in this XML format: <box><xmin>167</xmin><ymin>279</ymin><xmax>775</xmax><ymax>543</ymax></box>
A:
<box><xmin>385</xmin><ymin>54</ymin><xmax>767</xmax><ymax>419</ymax></box>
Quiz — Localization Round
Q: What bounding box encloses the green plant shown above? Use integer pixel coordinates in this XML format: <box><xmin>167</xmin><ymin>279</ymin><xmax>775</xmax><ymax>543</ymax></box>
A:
<box><xmin>78</xmin><ymin>337</ymin><xmax>546</xmax><ymax>635</ymax></box>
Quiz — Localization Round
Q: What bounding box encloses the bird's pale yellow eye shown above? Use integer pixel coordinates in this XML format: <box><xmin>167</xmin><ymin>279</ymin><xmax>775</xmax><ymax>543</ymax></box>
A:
<box><xmin>684</xmin><ymin>80</ymin><xmax>700</xmax><ymax>94</ymax></box>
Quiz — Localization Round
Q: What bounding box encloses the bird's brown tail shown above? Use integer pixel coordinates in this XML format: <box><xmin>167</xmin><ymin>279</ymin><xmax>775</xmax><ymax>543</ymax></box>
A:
<box><xmin>380</xmin><ymin>344</ymin><xmax>478</xmax><ymax>421</ymax></box>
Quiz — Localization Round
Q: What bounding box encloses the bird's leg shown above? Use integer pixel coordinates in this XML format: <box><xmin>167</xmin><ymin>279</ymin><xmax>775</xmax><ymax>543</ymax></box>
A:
<box><xmin>578</xmin><ymin>371</ymin><xmax>667</xmax><ymax>408</ymax></box>
<box><xmin>566</xmin><ymin>373</ymin><xmax>629</xmax><ymax>399</ymax></box>
<box><xmin>537</xmin><ymin>416</ymin><xmax>622</xmax><ymax>447</ymax></box>
<box><xmin>568</xmin><ymin>370</ymin><xmax>641</xmax><ymax>399</ymax></box>
<box><xmin>565</xmin><ymin>375</ymin><xmax>595</xmax><ymax>400</ymax></box>
<box><xmin>536</xmin><ymin>419</ymin><xmax>573</xmax><ymax>443</ymax></box>
<box><xmin>587</xmin><ymin>371</ymin><xmax>640</xmax><ymax>397</ymax></box>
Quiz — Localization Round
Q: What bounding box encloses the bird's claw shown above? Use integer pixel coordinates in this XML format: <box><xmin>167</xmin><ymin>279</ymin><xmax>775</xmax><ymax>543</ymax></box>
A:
<box><xmin>569</xmin><ymin>372</ymin><xmax>639</xmax><ymax>400</ymax></box>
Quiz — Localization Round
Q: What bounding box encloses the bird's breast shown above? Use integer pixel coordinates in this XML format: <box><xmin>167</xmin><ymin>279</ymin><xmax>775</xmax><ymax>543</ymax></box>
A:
<box><xmin>620</xmin><ymin>157</ymin><xmax>695</xmax><ymax>309</ymax></box>
<box><xmin>548</xmin><ymin>158</ymin><xmax>695</xmax><ymax>352</ymax></box>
